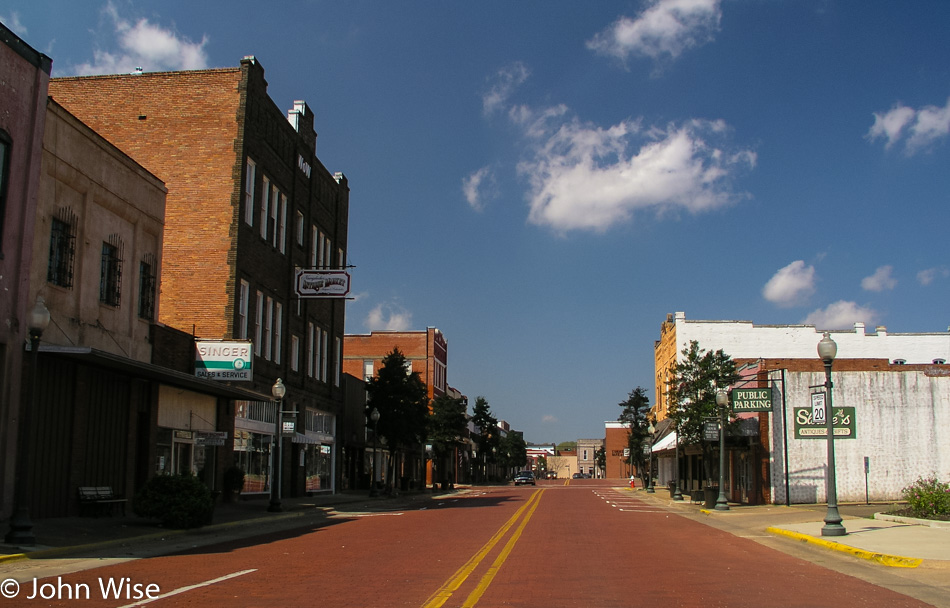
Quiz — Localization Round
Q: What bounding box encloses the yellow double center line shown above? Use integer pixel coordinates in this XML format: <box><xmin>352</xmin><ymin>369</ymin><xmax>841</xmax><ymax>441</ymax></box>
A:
<box><xmin>422</xmin><ymin>489</ymin><xmax>545</xmax><ymax>608</ymax></box>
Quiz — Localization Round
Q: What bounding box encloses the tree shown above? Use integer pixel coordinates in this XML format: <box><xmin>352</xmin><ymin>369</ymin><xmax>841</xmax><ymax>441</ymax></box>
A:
<box><xmin>428</xmin><ymin>393</ymin><xmax>468</xmax><ymax>488</ymax></box>
<box><xmin>471</xmin><ymin>396</ymin><xmax>498</xmax><ymax>482</ymax></box>
<box><xmin>366</xmin><ymin>348</ymin><xmax>429</xmax><ymax>491</ymax></box>
<box><xmin>618</xmin><ymin>386</ymin><xmax>653</xmax><ymax>485</ymax></box>
<box><xmin>665</xmin><ymin>340</ymin><xmax>740</xmax><ymax>487</ymax></box>
<box><xmin>497</xmin><ymin>431</ymin><xmax>527</xmax><ymax>475</ymax></box>
<box><xmin>594</xmin><ymin>446</ymin><xmax>606</xmax><ymax>477</ymax></box>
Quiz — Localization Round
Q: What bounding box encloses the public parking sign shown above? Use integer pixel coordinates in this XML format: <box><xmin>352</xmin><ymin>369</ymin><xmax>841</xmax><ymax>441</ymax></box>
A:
<box><xmin>731</xmin><ymin>388</ymin><xmax>773</xmax><ymax>412</ymax></box>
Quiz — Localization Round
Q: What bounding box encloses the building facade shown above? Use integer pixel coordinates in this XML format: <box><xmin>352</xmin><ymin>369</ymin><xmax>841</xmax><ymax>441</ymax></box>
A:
<box><xmin>654</xmin><ymin>311</ymin><xmax>950</xmax><ymax>419</ymax></box>
<box><xmin>0</xmin><ymin>22</ymin><xmax>52</xmax><ymax>519</ymax></box>
<box><xmin>342</xmin><ymin>328</ymin><xmax>448</xmax><ymax>488</ymax></box>
<box><xmin>577</xmin><ymin>438</ymin><xmax>604</xmax><ymax>478</ymax></box>
<box><xmin>652</xmin><ymin>311</ymin><xmax>950</xmax><ymax>505</ymax></box>
<box><xmin>50</xmin><ymin>57</ymin><xmax>349</xmax><ymax>499</ymax></box>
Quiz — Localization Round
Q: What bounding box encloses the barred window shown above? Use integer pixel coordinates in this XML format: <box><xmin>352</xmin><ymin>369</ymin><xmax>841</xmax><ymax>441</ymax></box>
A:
<box><xmin>100</xmin><ymin>235</ymin><xmax>123</xmax><ymax>307</ymax></box>
<box><xmin>48</xmin><ymin>211</ymin><xmax>77</xmax><ymax>288</ymax></box>
<box><xmin>138</xmin><ymin>254</ymin><xmax>157</xmax><ymax>320</ymax></box>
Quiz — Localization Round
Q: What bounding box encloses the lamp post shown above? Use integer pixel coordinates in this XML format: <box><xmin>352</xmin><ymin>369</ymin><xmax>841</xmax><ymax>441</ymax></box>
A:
<box><xmin>714</xmin><ymin>390</ymin><xmax>730</xmax><ymax>511</ymax></box>
<box><xmin>5</xmin><ymin>297</ymin><xmax>50</xmax><ymax>546</ymax></box>
<box><xmin>818</xmin><ymin>333</ymin><xmax>846</xmax><ymax>536</ymax></box>
<box><xmin>369</xmin><ymin>407</ymin><xmax>380</xmax><ymax>497</ymax></box>
<box><xmin>268</xmin><ymin>378</ymin><xmax>286</xmax><ymax>513</ymax></box>
<box><xmin>646</xmin><ymin>420</ymin><xmax>656</xmax><ymax>493</ymax></box>
<box><xmin>672</xmin><ymin>419</ymin><xmax>683</xmax><ymax>500</ymax></box>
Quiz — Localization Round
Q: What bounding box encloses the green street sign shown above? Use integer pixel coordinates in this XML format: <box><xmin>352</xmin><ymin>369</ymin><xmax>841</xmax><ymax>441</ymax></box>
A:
<box><xmin>732</xmin><ymin>388</ymin><xmax>773</xmax><ymax>412</ymax></box>
<box><xmin>793</xmin><ymin>406</ymin><xmax>856</xmax><ymax>439</ymax></box>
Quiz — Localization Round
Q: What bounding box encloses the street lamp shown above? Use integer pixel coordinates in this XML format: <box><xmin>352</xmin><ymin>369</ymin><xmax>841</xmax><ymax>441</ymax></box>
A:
<box><xmin>369</xmin><ymin>407</ymin><xmax>380</xmax><ymax>497</ymax></box>
<box><xmin>268</xmin><ymin>378</ymin><xmax>286</xmax><ymax>513</ymax></box>
<box><xmin>714</xmin><ymin>390</ymin><xmax>730</xmax><ymax>511</ymax></box>
<box><xmin>672</xmin><ymin>419</ymin><xmax>683</xmax><ymax>501</ymax></box>
<box><xmin>646</xmin><ymin>420</ymin><xmax>656</xmax><ymax>493</ymax></box>
<box><xmin>818</xmin><ymin>333</ymin><xmax>846</xmax><ymax>536</ymax></box>
<box><xmin>5</xmin><ymin>297</ymin><xmax>50</xmax><ymax>546</ymax></box>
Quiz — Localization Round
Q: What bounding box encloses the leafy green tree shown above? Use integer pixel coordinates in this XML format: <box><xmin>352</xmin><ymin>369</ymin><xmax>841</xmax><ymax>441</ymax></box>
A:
<box><xmin>497</xmin><ymin>431</ymin><xmax>527</xmax><ymax>474</ymax></box>
<box><xmin>471</xmin><ymin>396</ymin><xmax>498</xmax><ymax>482</ymax></box>
<box><xmin>665</xmin><ymin>340</ymin><xmax>740</xmax><ymax>486</ymax></box>
<box><xmin>619</xmin><ymin>386</ymin><xmax>652</xmax><ymax>485</ymax></box>
<box><xmin>366</xmin><ymin>348</ymin><xmax>429</xmax><ymax>491</ymax></box>
<box><xmin>428</xmin><ymin>393</ymin><xmax>468</xmax><ymax>487</ymax></box>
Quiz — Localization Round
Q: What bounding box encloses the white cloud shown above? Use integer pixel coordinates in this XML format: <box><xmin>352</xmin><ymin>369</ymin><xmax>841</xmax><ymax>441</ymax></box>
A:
<box><xmin>917</xmin><ymin>267</ymin><xmax>950</xmax><ymax>286</ymax></box>
<box><xmin>462</xmin><ymin>166</ymin><xmax>495</xmax><ymax>211</ymax></box>
<box><xmin>868</xmin><ymin>97</ymin><xmax>950</xmax><ymax>154</ymax></box>
<box><xmin>542</xmin><ymin>415</ymin><xmax>559</xmax><ymax>424</ymax></box>
<box><xmin>861</xmin><ymin>265</ymin><xmax>897</xmax><ymax>292</ymax></box>
<box><xmin>482</xmin><ymin>62</ymin><xmax>530</xmax><ymax>116</ymax></box>
<box><xmin>518</xmin><ymin>117</ymin><xmax>755</xmax><ymax>232</ymax></box>
<box><xmin>586</xmin><ymin>0</ymin><xmax>722</xmax><ymax>64</ymax></box>
<box><xmin>71</xmin><ymin>2</ymin><xmax>209</xmax><ymax>76</ymax></box>
<box><xmin>802</xmin><ymin>301</ymin><xmax>879</xmax><ymax>330</ymax></box>
<box><xmin>365</xmin><ymin>302</ymin><xmax>413</xmax><ymax>332</ymax></box>
<box><xmin>762</xmin><ymin>260</ymin><xmax>815</xmax><ymax>307</ymax></box>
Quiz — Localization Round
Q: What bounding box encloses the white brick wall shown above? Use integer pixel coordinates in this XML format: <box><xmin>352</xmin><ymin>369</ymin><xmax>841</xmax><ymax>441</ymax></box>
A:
<box><xmin>769</xmin><ymin>369</ymin><xmax>950</xmax><ymax>504</ymax></box>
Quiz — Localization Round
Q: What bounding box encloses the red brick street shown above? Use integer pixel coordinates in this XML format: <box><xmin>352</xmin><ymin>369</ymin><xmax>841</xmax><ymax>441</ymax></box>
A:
<box><xmin>4</xmin><ymin>480</ymin><xmax>943</xmax><ymax>607</ymax></box>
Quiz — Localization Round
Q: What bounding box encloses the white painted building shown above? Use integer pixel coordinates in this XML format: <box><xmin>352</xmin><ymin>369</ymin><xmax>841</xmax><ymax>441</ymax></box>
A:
<box><xmin>770</xmin><ymin>368</ymin><xmax>950</xmax><ymax>503</ymax></box>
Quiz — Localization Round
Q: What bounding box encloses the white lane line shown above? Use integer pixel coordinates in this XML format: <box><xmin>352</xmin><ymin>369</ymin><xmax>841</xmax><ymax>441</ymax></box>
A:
<box><xmin>116</xmin><ymin>569</ymin><xmax>257</xmax><ymax>607</ymax></box>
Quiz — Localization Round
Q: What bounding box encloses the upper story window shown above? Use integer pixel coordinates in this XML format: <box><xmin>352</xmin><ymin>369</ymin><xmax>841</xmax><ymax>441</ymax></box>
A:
<box><xmin>138</xmin><ymin>254</ymin><xmax>157</xmax><ymax>320</ymax></box>
<box><xmin>100</xmin><ymin>235</ymin><xmax>123</xmax><ymax>307</ymax></box>
<box><xmin>260</xmin><ymin>176</ymin><xmax>270</xmax><ymax>240</ymax></box>
<box><xmin>244</xmin><ymin>158</ymin><xmax>256</xmax><ymax>226</ymax></box>
<box><xmin>48</xmin><ymin>210</ymin><xmax>78</xmax><ymax>288</ymax></box>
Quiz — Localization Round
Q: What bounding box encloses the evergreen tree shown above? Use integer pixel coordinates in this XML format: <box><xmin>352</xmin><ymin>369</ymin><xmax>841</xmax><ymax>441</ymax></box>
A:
<box><xmin>618</xmin><ymin>386</ymin><xmax>653</xmax><ymax>484</ymax></box>
<box><xmin>365</xmin><ymin>348</ymin><xmax>429</xmax><ymax>491</ymax></box>
<box><xmin>471</xmin><ymin>396</ymin><xmax>498</xmax><ymax>482</ymax></box>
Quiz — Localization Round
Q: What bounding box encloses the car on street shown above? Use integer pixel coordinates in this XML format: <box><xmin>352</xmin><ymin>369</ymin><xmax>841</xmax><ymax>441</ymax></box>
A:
<box><xmin>513</xmin><ymin>471</ymin><xmax>536</xmax><ymax>486</ymax></box>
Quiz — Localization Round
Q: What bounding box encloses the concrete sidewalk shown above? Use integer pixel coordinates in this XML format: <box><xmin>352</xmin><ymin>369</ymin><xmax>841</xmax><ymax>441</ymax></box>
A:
<box><xmin>632</xmin><ymin>488</ymin><xmax>950</xmax><ymax>568</ymax></box>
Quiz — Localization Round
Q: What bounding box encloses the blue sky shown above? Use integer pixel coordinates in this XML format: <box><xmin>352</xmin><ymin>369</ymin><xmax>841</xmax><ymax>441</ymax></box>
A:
<box><xmin>7</xmin><ymin>1</ymin><xmax>950</xmax><ymax>444</ymax></box>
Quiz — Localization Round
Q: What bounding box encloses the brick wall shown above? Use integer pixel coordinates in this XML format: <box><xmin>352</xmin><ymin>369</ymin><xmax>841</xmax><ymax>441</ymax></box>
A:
<box><xmin>50</xmin><ymin>68</ymin><xmax>244</xmax><ymax>338</ymax></box>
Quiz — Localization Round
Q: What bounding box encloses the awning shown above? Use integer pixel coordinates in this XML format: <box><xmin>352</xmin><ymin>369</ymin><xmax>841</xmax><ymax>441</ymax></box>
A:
<box><xmin>652</xmin><ymin>431</ymin><xmax>677</xmax><ymax>453</ymax></box>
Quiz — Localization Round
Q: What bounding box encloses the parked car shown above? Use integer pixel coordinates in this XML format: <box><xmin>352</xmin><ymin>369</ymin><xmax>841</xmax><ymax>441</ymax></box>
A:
<box><xmin>572</xmin><ymin>473</ymin><xmax>583</xmax><ymax>479</ymax></box>
<box><xmin>513</xmin><ymin>471</ymin><xmax>536</xmax><ymax>486</ymax></box>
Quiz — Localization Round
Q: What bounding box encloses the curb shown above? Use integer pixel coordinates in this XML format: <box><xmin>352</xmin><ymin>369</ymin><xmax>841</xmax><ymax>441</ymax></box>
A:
<box><xmin>766</xmin><ymin>526</ymin><xmax>923</xmax><ymax>568</ymax></box>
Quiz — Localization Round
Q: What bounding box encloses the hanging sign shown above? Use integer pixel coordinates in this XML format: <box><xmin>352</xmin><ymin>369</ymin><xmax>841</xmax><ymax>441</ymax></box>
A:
<box><xmin>794</xmin><ymin>407</ymin><xmax>856</xmax><ymax>439</ymax></box>
<box><xmin>731</xmin><ymin>388</ymin><xmax>773</xmax><ymax>412</ymax></box>
<box><xmin>295</xmin><ymin>269</ymin><xmax>351</xmax><ymax>298</ymax></box>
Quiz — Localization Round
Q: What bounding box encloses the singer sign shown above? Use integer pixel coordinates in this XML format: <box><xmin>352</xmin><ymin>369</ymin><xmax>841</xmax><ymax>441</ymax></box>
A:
<box><xmin>295</xmin><ymin>269</ymin><xmax>351</xmax><ymax>298</ymax></box>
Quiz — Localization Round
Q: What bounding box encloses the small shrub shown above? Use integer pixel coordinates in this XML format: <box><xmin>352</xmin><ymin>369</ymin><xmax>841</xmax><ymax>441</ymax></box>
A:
<box><xmin>134</xmin><ymin>474</ymin><xmax>214</xmax><ymax>529</ymax></box>
<box><xmin>901</xmin><ymin>475</ymin><xmax>950</xmax><ymax>520</ymax></box>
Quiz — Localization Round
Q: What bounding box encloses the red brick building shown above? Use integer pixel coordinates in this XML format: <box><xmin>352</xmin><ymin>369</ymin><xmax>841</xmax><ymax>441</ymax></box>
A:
<box><xmin>342</xmin><ymin>328</ymin><xmax>448</xmax><ymax>486</ymax></box>
<box><xmin>49</xmin><ymin>57</ymin><xmax>350</xmax><ymax>499</ymax></box>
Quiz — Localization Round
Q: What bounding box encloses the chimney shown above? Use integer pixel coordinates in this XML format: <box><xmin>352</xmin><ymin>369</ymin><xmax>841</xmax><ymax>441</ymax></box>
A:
<box><xmin>288</xmin><ymin>100</ymin><xmax>317</xmax><ymax>154</ymax></box>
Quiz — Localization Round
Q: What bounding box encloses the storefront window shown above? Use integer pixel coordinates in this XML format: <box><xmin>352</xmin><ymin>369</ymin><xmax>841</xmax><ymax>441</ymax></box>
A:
<box><xmin>234</xmin><ymin>430</ymin><xmax>272</xmax><ymax>493</ymax></box>
<box><xmin>305</xmin><ymin>444</ymin><xmax>332</xmax><ymax>491</ymax></box>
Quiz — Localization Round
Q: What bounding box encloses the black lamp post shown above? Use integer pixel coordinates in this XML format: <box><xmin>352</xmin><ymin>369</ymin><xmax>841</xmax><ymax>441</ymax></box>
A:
<box><xmin>369</xmin><ymin>407</ymin><xmax>380</xmax><ymax>497</ymax></box>
<box><xmin>5</xmin><ymin>297</ymin><xmax>50</xmax><ymax>546</ymax></box>
<box><xmin>268</xmin><ymin>378</ymin><xmax>286</xmax><ymax>513</ymax></box>
<box><xmin>818</xmin><ymin>333</ymin><xmax>846</xmax><ymax>536</ymax></box>
<box><xmin>715</xmin><ymin>389</ymin><xmax>730</xmax><ymax>511</ymax></box>
<box><xmin>672</xmin><ymin>419</ymin><xmax>683</xmax><ymax>501</ymax></box>
<box><xmin>646</xmin><ymin>420</ymin><xmax>656</xmax><ymax>493</ymax></box>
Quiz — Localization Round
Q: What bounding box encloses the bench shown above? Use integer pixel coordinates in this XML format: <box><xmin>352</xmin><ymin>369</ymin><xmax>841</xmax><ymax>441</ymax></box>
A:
<box><xmin>78</xmin><ymin>486</ymin><xmax>128</xmax><ymax>517</ymax></box>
